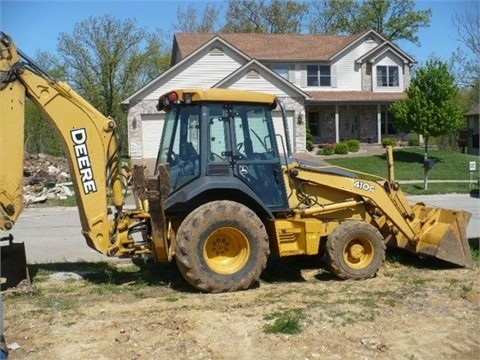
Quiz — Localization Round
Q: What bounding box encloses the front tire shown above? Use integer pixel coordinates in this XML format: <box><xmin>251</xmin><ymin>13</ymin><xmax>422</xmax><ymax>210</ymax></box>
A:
<box><xmin>175</xmin><ymin>200</ymin><xmax>270</xmax><ymax>293</ymax></box>
<box><xmin>326</xmin><ymin>221</ymin><xmax>385</xmax><ymax>280</ymax></box>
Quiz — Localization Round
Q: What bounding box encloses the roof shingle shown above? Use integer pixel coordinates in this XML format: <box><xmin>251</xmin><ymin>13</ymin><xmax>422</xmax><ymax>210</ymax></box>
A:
<box><xmin>174</xmin><ymin>32</ymin><xmax>367</xmax><ymax>61</ymax></box>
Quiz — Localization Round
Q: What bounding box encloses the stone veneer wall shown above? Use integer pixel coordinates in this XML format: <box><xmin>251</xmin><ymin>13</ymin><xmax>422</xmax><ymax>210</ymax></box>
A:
<box><xmin>358</xmin><ymin>106</ymin><xmax>376</xmax><ymax>142</ymax></box>
<box><xmin>126</xmin><ymin>99</ymin><xmax>158</xmax><ymax>159</ymax></box>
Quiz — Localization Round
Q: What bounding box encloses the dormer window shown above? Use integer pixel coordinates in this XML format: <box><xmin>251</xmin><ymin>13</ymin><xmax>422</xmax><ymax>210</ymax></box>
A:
<box><xmin>307</xmin><ymin>65</ymin><xmax>331</xmax><ymax>87</ymax></box>
<box><xmin>377</xmin><ymin>66</ymin><xmax>399</xmax><ymax>87</ymax></box>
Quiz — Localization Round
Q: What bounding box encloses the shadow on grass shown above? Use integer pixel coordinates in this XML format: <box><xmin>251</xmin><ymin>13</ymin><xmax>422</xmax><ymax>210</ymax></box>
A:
<box><xmin>27</xmin><ymin>259</ymin><xmax>194</xmax><ymax>293</ymax></box>
<box><xmin>374</xmin><ymin>150</ymin><xmax>441</xmax><ymax>165</ymax></box>
<box><xmin>27</xmin><ymin>238</ymin><xmax>479</xmax><ymax>293</ymax></box>
<box><xmin>386</xmin><ymin>237</ymin><xmax>479</xmax><ymax>268</ymax></box>
<box><xmin>261</xmin><ymin>255</ymin><xmax>336</xmax><ymax>284</ymax></box>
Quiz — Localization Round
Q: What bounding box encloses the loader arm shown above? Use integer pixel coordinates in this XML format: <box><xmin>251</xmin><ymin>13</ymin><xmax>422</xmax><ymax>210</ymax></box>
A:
<box><xmin>286</xmin><ymin>151</ymin><xmax>472</xmax><ymax>267</ymax></box>
<box><xmin>0</xmin><ymin>32</ymin><xmax>133</xmax><ymax>256</ymax></box>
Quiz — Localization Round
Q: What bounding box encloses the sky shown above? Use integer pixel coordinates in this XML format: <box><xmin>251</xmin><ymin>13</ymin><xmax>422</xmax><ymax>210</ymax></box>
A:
<box><xmin>0</xmin><ymin>0</ymin><xmax>476</xmax><ymax>66</ymax></box>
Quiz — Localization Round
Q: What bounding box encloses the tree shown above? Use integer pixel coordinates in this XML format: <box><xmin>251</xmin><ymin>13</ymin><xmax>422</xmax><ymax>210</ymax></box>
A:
<box><xmin>451</xmin><ymin>2</ymin><xmax>479</xmax><ymax>104</ymax></box>
<box><xmin>174</xmin><ymin>2</ymin><xmax>221</xmax><ymax>32</ymax></box>
<box><xmin>307</xmin><ymin>0</ymin><xmax>360</xmax><ymax>35</ymax></box>
<box><xmin>222</xmin><ymin>0</ymin><xmax>308</xmax><ymax>33</ymax></box>
<box><xmin>390</xmin><ymin>59</ymin><xmax>465</xmax><ymax>156</ymax></box>
<box><xmin>308</xmin><ymin>0</ymin><xmax>431</xmax><ymax>45</ymax></box>
<box><xmin>56</xmin><ymin>15</ymin><xmax>170</xmax><ymax>153</ymax></box>
<box><xmin>24</xmin><ymin>99</ymin><xmax>63</xmax><ymax>156</ymax></box>
<box><xmin>22</xmin><ymin>51</ymin><xmax>68</xmax><ymax>155</ymax></box>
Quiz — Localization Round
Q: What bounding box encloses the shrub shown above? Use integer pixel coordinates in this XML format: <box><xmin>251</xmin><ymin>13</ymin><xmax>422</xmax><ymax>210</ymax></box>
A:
<box><xmin>317</xmin><ymin>144</ymin><xmax>335</xmax><ymax>155</ymax></box>
<box><xmin>346</xmin><ymin>139</ymin><xmax>360</xmax><ymax>152</ymax></box>
<box><xmin>306</xmin><ymin>139</ymin><xmax>314</xmax><ymax>151</ymax></box>
<box><xmin>381</xmin><ymin>137</ymin><xmax>397</xmax><ymax>148</ymax></box>
<box><xmin>408</xmin><ymin>137</ymin><xmax>420</xmax><ymax>146</ymax></box>
<box><xmin>306</xmin><ymin>122</ymin><xmax>314</xmax><ymax>151</ymax></box>
<box><xmin>334</xmin><ymin>142</ymin><xmax>349</xmax><ymax>154</ymax></box>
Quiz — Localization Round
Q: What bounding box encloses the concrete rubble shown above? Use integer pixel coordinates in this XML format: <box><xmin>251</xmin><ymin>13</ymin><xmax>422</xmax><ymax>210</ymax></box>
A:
<box><xmin>23</xmin><ymin>153</ymin><xmax>73</xmax><ymax>204</ymax></box>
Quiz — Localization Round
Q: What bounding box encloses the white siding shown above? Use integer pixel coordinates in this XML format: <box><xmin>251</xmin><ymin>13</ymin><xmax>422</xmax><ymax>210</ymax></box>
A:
<box><xmin>144</xmin><ymin>47</ymin><xmax>247</xmax><ymax>101</ymax></box>
<box><xmin>141</xmin><ymin>113</ymin><xmax>164</xmax><ymax>159</ymax></box>
<box><xmin>227</xmin><ymin>73</ymin><xmax>290</xmax><ymax>97</ymax></box>
<box><xmin>292</xmin><ymin>39</ymin><xmax>380</xmax><ymax>92</ymax></box>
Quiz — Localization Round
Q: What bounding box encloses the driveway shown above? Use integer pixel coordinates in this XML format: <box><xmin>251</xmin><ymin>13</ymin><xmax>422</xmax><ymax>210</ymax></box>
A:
<box><xmin>7</xmin><ymin>193</ymin><xmax>479</xmax><ymax>264</ymax></box>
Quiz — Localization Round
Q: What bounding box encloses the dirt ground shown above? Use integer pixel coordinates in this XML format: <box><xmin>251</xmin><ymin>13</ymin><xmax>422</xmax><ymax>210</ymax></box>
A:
<box><xmin>2</xmin><ymin>253</ymin><xmax>479</xmax><ymax>360</ymax></box>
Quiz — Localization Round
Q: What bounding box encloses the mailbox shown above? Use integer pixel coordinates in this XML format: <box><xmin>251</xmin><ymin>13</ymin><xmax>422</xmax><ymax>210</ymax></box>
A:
<box><xmin>423</xmin><ymin>156</ymin><xmax>435</xmax><ymax>171</ymax></box>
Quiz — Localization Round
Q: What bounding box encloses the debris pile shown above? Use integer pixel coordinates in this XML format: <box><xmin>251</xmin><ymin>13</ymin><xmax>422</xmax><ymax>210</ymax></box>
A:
<box><xmin>23</xmin><ymin>153</ymin><xmax>73</xmax><ymax>204</ymax></box>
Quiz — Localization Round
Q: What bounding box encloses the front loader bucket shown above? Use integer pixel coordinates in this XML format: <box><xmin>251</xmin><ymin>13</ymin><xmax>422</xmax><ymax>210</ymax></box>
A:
<box><xmin>398</xmin><ymin>205</ymin><xmax>472</xmax><ymax>267</ymax></box>
<box><xmin>1</xmin><ymin>236</ymin><xmax>30</xmax><ymax>290</ymax></box>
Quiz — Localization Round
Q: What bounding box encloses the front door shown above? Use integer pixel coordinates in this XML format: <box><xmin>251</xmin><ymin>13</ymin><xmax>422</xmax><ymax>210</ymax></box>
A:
<box><xmin>340</xmin><ymin>108</ymin><xmax>359</xmax><ymax>140</ymax></box>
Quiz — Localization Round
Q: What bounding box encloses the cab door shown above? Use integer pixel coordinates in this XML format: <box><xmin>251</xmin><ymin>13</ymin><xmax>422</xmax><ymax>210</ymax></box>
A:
<box><xmin>230</xmin><ymin>104</ymin><xmax>288</xmax><ymax>210</ymax></box>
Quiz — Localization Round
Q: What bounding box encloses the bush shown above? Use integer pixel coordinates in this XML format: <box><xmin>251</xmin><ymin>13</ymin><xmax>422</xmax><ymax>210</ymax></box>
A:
<box><xmin>306</xmin><ymin>122</ymin><xmax>314</xmax><ymax>151</ymax></box>
<box><xmin>408</xmin><ymin>137</ymin><xmax>420</xmax><ymax>146</ymax></box>
<box><xmin>381</xmin><ymin>137</ymin><xmax>397</xmax><ymax>148</ymax></box>
<box><xmin>319</xmin><ymin>145</ymin><xmax>335</xmax><ymax>155</ymax></box>
<box><xmin>306</xmin><ymin>139</ymin><xmax>314</xmax><ymax>151</ymax></box>
<box><xmin>345</xmin><ymin>139</ymin><xmax>360</xmax><ymax>152</ymax></box>
<box><xmin>334</xmin><ymin>142</ymin><xmax>349</xmax><ymax>154</ymax></box>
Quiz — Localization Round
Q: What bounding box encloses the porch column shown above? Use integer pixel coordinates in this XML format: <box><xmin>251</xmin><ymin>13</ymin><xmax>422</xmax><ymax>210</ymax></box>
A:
<box><xmin>376</xmin><ymin>104</ymin><xmax>382</xmax><ymax>144</ymax></box>
<box><xmin>335</xmin><ymin>104</ymin><xmax>340</xmax><ymax>143</ymax></box>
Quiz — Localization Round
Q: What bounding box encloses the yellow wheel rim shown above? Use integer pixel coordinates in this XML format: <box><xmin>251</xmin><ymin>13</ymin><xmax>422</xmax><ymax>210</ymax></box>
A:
<box><xmin>343</xmin><ymin>237</ymin><xmax>374</xmax><ymax>269</ymax></box>
<box><xmin>203</xmin><ymin>227</ymin><xmax>250</xmax><ymax>274</ymax></box>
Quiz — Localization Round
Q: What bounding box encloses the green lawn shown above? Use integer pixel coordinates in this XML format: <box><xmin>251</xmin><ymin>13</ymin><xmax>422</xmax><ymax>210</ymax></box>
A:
<box><xmin>325</xmin><ymin>148</ymin><xmax>479</xmax><ymax>194</ymax></box>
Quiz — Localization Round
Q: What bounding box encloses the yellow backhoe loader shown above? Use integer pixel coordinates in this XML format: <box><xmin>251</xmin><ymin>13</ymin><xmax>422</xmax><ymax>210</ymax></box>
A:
<box><xmin>0</xmin><ymin>32</ymin><xmax>472</xmax><ymax>293</ymax></box>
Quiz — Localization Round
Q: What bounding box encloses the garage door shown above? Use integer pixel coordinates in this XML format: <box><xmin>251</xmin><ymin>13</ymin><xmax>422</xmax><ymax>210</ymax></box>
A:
<box><xmin>272</xmin><ymin>110</ymin><xmax>294</xmax><ymax>154</ymax></box>
<box><xmin>141</xmin><ymin>113</ymin><xmax>165</xmax><ymax>159</ymax></box>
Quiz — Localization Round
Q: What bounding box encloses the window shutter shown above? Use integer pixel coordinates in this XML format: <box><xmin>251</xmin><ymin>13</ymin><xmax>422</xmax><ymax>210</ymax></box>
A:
<box><xmin>300</xmin><ymin>65</ymin><xmax>306</xmax><ymax>87</ymax></box>
<box><xmin>288</xmin><ymin>65</ymin><xmax>295</xmax><ymax>83</ymax></box>
<box><xmin>331</xmin><ymin>64</ymin><xmax>337</xmax><ymax>88</ymax></box>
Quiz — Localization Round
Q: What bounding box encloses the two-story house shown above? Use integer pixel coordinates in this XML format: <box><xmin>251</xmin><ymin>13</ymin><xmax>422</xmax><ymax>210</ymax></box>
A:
<box><xmin>123</xmin><ymin>29</ymin><xmax>415</xmax><ymax>171</ymax></box>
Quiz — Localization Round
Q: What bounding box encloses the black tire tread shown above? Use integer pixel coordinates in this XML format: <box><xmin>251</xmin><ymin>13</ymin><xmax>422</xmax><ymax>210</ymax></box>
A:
<box><xmin>175</xmin><ymin>200</ymin><xmax>269</xmax><ymax>293</ymax></box>
<box><xmin>326</xmin><ymin>221</ymin><xmax>385</xmax><ymax>280</ymax></box>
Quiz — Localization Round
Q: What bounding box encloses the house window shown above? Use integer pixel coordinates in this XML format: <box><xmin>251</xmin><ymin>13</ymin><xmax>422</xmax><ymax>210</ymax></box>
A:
<box><xmin>307</xmin><ymin>65</ymin><xmax>331</xmax><ymax>86</ymax></box>
<box><xmin>271</xmin><ymin>64</ymin><xmax>290</xmax><ymax>80</ymax></box>
<box><xmin>377</xmin><ymin>66</ymin><xmax>399</xmax><ymax>87</ymax></box>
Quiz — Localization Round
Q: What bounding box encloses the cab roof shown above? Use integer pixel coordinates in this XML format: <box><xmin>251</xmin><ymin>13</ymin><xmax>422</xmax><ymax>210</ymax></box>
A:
<box><xmin>162</xmin><ymin>88</ymin><xmax>278</xmax><ymax>105</ymax></box>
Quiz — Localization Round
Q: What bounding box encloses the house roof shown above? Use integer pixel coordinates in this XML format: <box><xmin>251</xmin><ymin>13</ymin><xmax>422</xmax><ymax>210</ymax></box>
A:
<box><xmin>173</xmin><ymin>32</ymin><xmax>368</xmax><ymax>61</ymax></box>
<box><xmin>307</xmin><ymin>91</ymin><xmax>406</xmax><ymax>103</ymax></box>
<box><xmin>355</xmin><ymin>42</ymin><xmax>415</xmax><ymax>65</ymax></box>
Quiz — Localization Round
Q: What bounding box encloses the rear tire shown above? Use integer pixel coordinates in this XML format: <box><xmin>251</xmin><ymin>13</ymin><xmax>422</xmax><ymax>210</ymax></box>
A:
<box><xmin>175</xmin><ymin>200</ymin><xmax>269</xmax><ymax>293</ymax></box>
<box><xmin>326</xmin><ymin>221</ymin><xmax>385</xmax><ymax>280</ymax></box>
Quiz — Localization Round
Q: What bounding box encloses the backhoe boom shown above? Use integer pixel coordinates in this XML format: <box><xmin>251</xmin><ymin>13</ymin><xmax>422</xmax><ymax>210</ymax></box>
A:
<box><xmin>0</xmin><ymin>32</ymin><xmax>142</xmax><ymax>256</ymax></box>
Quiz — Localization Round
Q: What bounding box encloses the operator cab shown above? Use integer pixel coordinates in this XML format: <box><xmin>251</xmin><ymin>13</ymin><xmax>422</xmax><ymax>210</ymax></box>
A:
<box><xmin>155</xmin><ymin>89</ymin><xmax>290</xmax><ymax>213</ymax></box>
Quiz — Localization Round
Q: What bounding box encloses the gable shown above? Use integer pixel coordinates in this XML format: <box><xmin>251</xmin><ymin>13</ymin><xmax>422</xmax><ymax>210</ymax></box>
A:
<box><xmin>215</xmin><ymin>60</ymin><xmax>310</xmax><ymax>99</ymax></box>
<box><xmin>123</xmin><ymin>38</ymin><xmax>250</xmax><ymax>104</ymax></box>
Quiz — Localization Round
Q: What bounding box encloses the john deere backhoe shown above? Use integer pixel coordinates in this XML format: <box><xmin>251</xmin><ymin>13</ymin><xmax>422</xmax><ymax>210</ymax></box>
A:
<box><xmin>0</xmin><ymin>32</ymin><xmax>472</xmax><ymax>293</ymax></box>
